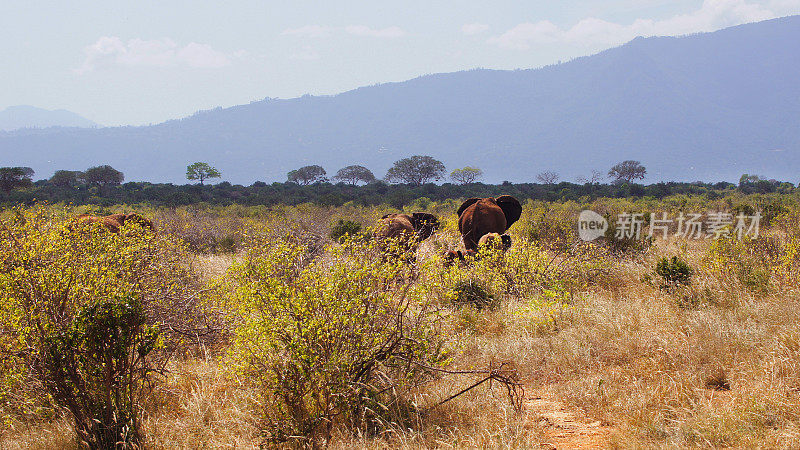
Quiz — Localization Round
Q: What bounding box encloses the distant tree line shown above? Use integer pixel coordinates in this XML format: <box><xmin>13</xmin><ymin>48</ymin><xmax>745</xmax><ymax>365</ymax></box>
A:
<box><xmin>3</xmin><ymin>176</ymin><xmax>790</xmax><ymax>209</ymax></box>
<box><xmin>1</xmin><ymin>158</ymin><xmax>795</xmax><ymax>207</ymax></box>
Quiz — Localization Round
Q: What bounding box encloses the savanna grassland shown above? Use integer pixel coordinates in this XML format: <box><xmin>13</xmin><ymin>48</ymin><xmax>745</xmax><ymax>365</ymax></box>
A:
<box><xmin>3</xmin><ymin>192</ymin><xmax>800</xmax><ymax>449</ymax></box>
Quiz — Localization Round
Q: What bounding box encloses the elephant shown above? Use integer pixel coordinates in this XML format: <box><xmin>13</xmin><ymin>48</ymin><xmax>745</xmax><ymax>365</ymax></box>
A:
<box><xmin>457</xmin><ymin>196</ymin><xmax>522</xmax><ymax>252</ymax></box>
<box><xmin>478</xmin><ymin>232</ymin><xmax>512</xmax><ymax>251</ymax></box>
<box><xmin>75</xmin><ymin>213</ymin><xmax>154</xmax><ymax>234</ymax></box>
<box><xmin>444</xmin><ymin>232</ymin><xmax>512</xmax><ymax>266</ymax></box>
<box><xmin>375</xmin><ymin>212</ymin><xmax>440</xmax><ymax>254</ymax></box>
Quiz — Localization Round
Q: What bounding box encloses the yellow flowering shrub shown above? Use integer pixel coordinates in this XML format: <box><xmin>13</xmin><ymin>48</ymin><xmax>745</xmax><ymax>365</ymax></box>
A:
<box><xmin>0</xmin><ymin>205</ymin><xmax>212</xmax><ymax>446</ymax></box>
<box><xmin>222</xmin><ymin>231</ymin><xmax>448</xmax><ymax>444</ymax></box>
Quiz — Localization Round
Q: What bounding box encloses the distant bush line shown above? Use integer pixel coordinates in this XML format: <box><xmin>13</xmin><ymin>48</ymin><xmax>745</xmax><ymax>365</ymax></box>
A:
<box><xmin>1</xmin><ymin>179</ymin><xmax>789</xmax><ymax>207</ymax></box>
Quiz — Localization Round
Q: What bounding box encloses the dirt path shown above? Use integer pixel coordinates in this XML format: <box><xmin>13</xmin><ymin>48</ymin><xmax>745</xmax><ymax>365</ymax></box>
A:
<box><xmin>524</xmin><ymin>394</ymin><xmax>617</xmax><ymax>449</ymax></box>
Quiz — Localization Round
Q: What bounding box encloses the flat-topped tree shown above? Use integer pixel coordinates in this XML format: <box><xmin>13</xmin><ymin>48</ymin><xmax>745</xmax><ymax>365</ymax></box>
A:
<box><xmin>333</xmin><ymin>165</ymin><xmax>376</xmax><ymax>186</ymax></box>
<box><xmin>82</xmin><ymin>165</ymin><xmax>123</xmax><ymax>187</ymax></box>
<box><xmin>608</xmin><ymin>160</ymin><xmax>646</xmax><ymax>184</ymax></box>
<box><xmin>450</xmin><ymin>167</ymin><xmax>483</xmax><ymax>185</ymax></box>
<box><xmin>186</xmin><ymin>162</ymin><xmax>221</xmax><ymax>185</ymax></box>
<box><xmin>288</xmin><ymin>165</ymin><xmax>327</xmax><ymax>185</ymax></box>
<box><xmin>0</xmin><ymin>167</ymin><xmax>34</xmax><ymax>193</ymax></box>
<box><xmin>385</xmin><ymin>156</ymin><xmax>445</xmax><ymax>186</ymax></box>
<box><xmin>50</xmin><ymin>170</ymin><xmax>83</xmax><ymax>188</ymax></box>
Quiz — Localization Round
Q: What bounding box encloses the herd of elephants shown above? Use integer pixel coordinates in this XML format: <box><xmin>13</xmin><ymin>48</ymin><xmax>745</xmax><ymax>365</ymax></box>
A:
<box><xmin>75</xmin><ymin>195</ymin><xmax>523</xmax><ymax>263</ymax></box>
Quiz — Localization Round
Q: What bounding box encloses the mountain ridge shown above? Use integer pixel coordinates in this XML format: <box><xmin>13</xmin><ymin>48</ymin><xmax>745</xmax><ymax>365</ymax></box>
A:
<box><xmin>0</xmin><ymin>105</ymin><xmax>99</xmax><ymax>132</ymax></box>
<box><xmin>1</xmin><ymin>15</ymin><xmax>799</xmax><ymax>184</ymax></box>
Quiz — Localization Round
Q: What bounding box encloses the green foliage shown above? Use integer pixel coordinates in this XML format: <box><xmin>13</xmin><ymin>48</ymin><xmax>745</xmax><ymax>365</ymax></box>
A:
<box><xmin>385</xmin><ymin>155</ymin><xmax>446</xmax><ymax>185</ymax></box>
<box><xmin>608</xmin><ymin>160</ymin><xmax>646</xmax><ymax>184</ymax></box>
<box><xmin>705</xmin><ymin>235</ymin><xmax>771</xmax><ymax>292</ymax></box>
<box><xmin>39</xmin><ymin>295</ymin><xmax>159</xmax><ymax>448</ymax></box>
<box><xmin>0</xmin><ymin>205</ymin><xmax>212</xmax><ymax>440</ymax></box>
<box><xmin>329</xmin><ymin>218</ymin><xmax>362</xmax><ymax>243</ymax></box>
<box><xmin>83</xmin><ymin>165</ymin><xmax>124</xmax><ymax>187</ymax></box>
<box><xmin>288</xmin><ymin>165</ymin><xmax>327</xmax><ymax>185</ymax></box>
<box><xmin>0</xmin><ymin>166</ymin><xmax>34</xmax><ymax>193</ymax></box>
<box><xmin>333</xmin><ymin>165</ymin><xmax>376</xmax><ymax>185</ymax></box>
<box><xmin>519</xmin><ymin>201</ymin><xmax>578</xmax><ymax>251</ymax></box>
<box><xmin>450</xmin><ymin>166</ymin><xmax>483</xmax><ymax>184</ymax></box>
<box><xmin>186</xmin><ymin>162</ymin><xmax>221</xmax><ymax>185</ymax></box>
<box><xmin>223</xmin><ymin>235</ymin><xmax>447</xmax><ymax>444</ymax></box>
<box><xmin>50</xmin><ymin>170</ymin><xmax>83</xmax><ymax>188</ymax></box>
<box><xmin>451</xmin><ymin>279</ymin><xmax>496</xmax><ymax>309</ymax></box>
<box><xmin>5</xmin><ymin>177</ymin><xmax>778</xmax><ymax>208</ymax></box>
<box><xmin>656</xmin><ymin>256</ymin><xmax>693</xmax><ymax>287</ymax></box>
<box><xmin>408</xmin><ymin>196</ymin><xmax>433</xmax><ymax>211</ymax></box>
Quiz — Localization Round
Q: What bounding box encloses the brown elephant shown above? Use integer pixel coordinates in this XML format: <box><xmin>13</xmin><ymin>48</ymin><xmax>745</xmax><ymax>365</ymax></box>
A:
<box><xmin>375</xmin><ymin>212</ymin><xmax>440</xmax><ymax>254</ymax></box>
<box><xmin>444</xmin><ymin>232</ymin><xmax>512</xmax><ymax>266</ymax></box>
<box><xmin>457</xmin><ymin>196</ymin><xmax>522</xmax><ymax>252</ymax></box>
<box><xmin>478</xmin><ymin>232</ymin><xmax>512</xmax><ymax>251</ymax></box>
<box><xmin>75</xmin><ymin>213</ymin><xmax>154</xmax><ymax>234</ymax></box>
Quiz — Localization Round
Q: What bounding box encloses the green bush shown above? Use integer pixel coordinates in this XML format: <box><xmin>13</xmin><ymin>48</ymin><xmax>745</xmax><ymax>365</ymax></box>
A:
<box><xmin>705</xmin><ymin>235</ymin><xmax>772</xmax><ymax>293</ymax></box>
<box><xmin>656</xmin><ymin>256</ymin><xmax>693</xmax><ymax>287</ymax></box>
<box><xmin>451</xmin><ymin>279</ymin><xmax>497</xmax><ymax>310</ymax></box>
<box><xmin>40</xmin><ymin>295</ymin><xmax>159</xmax><ymax>448</ymax></box>
<box><xmin>329</xmin><ymin>218</ymin><xmax>362</xmax><ymax>243</ymax></box>
<box><xmin>0</xmin><ymin>205</ymin><xmax>212</xmax><ymax>443</ymax></box>
<box><xmin>223</xmin><ymin>235</ymin><xmax>447</xmax><ymax>444</ymax></box>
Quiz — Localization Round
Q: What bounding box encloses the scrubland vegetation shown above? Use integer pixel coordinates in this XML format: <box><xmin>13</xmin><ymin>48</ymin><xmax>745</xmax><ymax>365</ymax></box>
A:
<box><xmin>3</xmin><ymin>191</ymin><xmax>800</xmax><ymax>448</ymax></box>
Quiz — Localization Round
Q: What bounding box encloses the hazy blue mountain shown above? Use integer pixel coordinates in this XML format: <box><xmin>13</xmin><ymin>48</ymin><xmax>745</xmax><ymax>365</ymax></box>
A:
<box><xmin>1</xmin><ymin>16</ymin><xmax>799</xmax><ymax>184</ymax></box>
<box><xmin>0</xmin><ymin>106</ymin><xmax>99</xmax><ymax>132</ymax></box>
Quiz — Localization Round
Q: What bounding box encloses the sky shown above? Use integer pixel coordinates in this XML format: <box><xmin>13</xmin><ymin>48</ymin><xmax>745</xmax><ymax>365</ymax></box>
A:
<box><xmin>2</xmin><ymin>0</ymin><xmax>799</xmax><ymax>126</ymax></box>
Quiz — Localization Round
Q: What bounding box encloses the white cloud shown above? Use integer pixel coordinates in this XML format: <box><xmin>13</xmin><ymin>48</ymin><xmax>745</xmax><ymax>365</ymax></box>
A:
<box><xmin>282</xmin><ymin>25</ymin><xmax>407</xmax><ymax>39</ymax></box>
<box><xmin>462</xmin><ymin>23</ymin><xmax>490</xmax><ymax>35</ymax></box>
<box><xmin>177</xmin><ymin>42</ymin><xmax>231</xmax><ymax>68</ymax></box>
<box><xmin>76</xmin><ymin>37</ymin><xmax>233</xmax><ymax>73</ymax></box>
<box><xmin>281</xmin><ymin>25</ymin><xmax>333</xmax><ymax>38</ymax></box>
<box><xmin>344</xmin><ymin>25</ymin><xmax>406</xmax><ymax>38</ymax></box>
<box><xmin>769</xmin><ymin>0</ymin><xmax>800</xmax><ymax>12</ymax></box>
<box><xmin>290</xmin><ymin>46</ymin><xmax>321</xmax><ymax>61</ymax></box>
<box><xmin>489</xmin><ymin>0</ymin><xmax>787</xmax><ymax>50</ymax></box>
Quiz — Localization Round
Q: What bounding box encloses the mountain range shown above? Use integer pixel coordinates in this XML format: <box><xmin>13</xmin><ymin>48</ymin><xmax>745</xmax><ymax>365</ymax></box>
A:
<box><xmin>1</xmin><ymin>16</ymin><xmax>799</xmax><ymax>184</ymax></box>
<box><xmin>0</xmin><ymin>106</ymin><xmax>98</xmax><ymax>132</ymax></box>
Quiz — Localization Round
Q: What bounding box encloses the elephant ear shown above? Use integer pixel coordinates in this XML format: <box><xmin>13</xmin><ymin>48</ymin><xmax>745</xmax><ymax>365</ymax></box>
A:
<box><xmin>411</xmin><ymin>213</ymin><xmax>440</xmax><ymax>241</ymax></box>
<box><xmin>495</xmin><ymin>195</ymin><xmax>522</xmax><ymax>230</ymax></box>
<box><xmin>457</xmin><ymin>198</ymin><xmax>481</xmax><ymax>218</ymax></box>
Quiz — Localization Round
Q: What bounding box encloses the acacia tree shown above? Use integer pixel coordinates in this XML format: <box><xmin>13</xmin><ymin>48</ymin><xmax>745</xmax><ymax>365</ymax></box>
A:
<box><xmin>50</xmin><ymin>170</ymin><xmax>83</xmax><ymax>188</ymax></box>
<box><xmin>333</xmin><ymin>165</ymin><xmax>376</xmax><ymax>185</ymax></box>
<box><xmin>536</xmin><ymin>170</ymin><xmax>559</xmax><ymax>184</ymax></box>
<box><xmin>576</xmin><ymin>170</ymin><xmax>604</xmax><ymax>185</ymax></box>
<box><xmin>450</xmin><ymin>167</ymin><xmax>483</xmax><ymax>185</ymax></box>
<box><xmin>186</xmin><ymin>162</ymin><xmax>221</xmax><ymax>185</ymax></box>
<box><xmin>82</xmin><ymin>165</ymin><xmax>124</xmax><ymax>188</ymax></box>
<box><xmin>385</xmin><ymin>156</ymin><xmax>445</xmax><ymax>185</ymax></box>
<box><xmin>608</xmin><ymin>160</ymin><xmax>646</xmax><ymax>184</ymax></box>
<box><xmin>0</xmin><ymin>167</ymin><xmax>34</xmax><ymax>193</ymax></box>
<box><xmin>288</xmin><ymin>165</ymin><xmax>327</xmax><ymax>185</ymax></box>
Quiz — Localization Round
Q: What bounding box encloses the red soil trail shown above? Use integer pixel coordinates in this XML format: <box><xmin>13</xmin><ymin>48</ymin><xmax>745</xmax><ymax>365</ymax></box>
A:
<box><xmin>524</xmin><ymin>394</ymin><xmax>617</xmax><ymax>449</ymax></box>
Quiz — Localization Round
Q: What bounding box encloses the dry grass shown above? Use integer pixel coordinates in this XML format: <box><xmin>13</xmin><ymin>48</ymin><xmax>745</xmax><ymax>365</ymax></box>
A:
<box><xmin>143</xmin><ymin>358</ymin><xmax>262</xmax><ymax>449</ymax></box>
<box><xmin>4</xmin><ymin>202</ymin><xmax>800</xmax><ymax>449</ymax></box>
